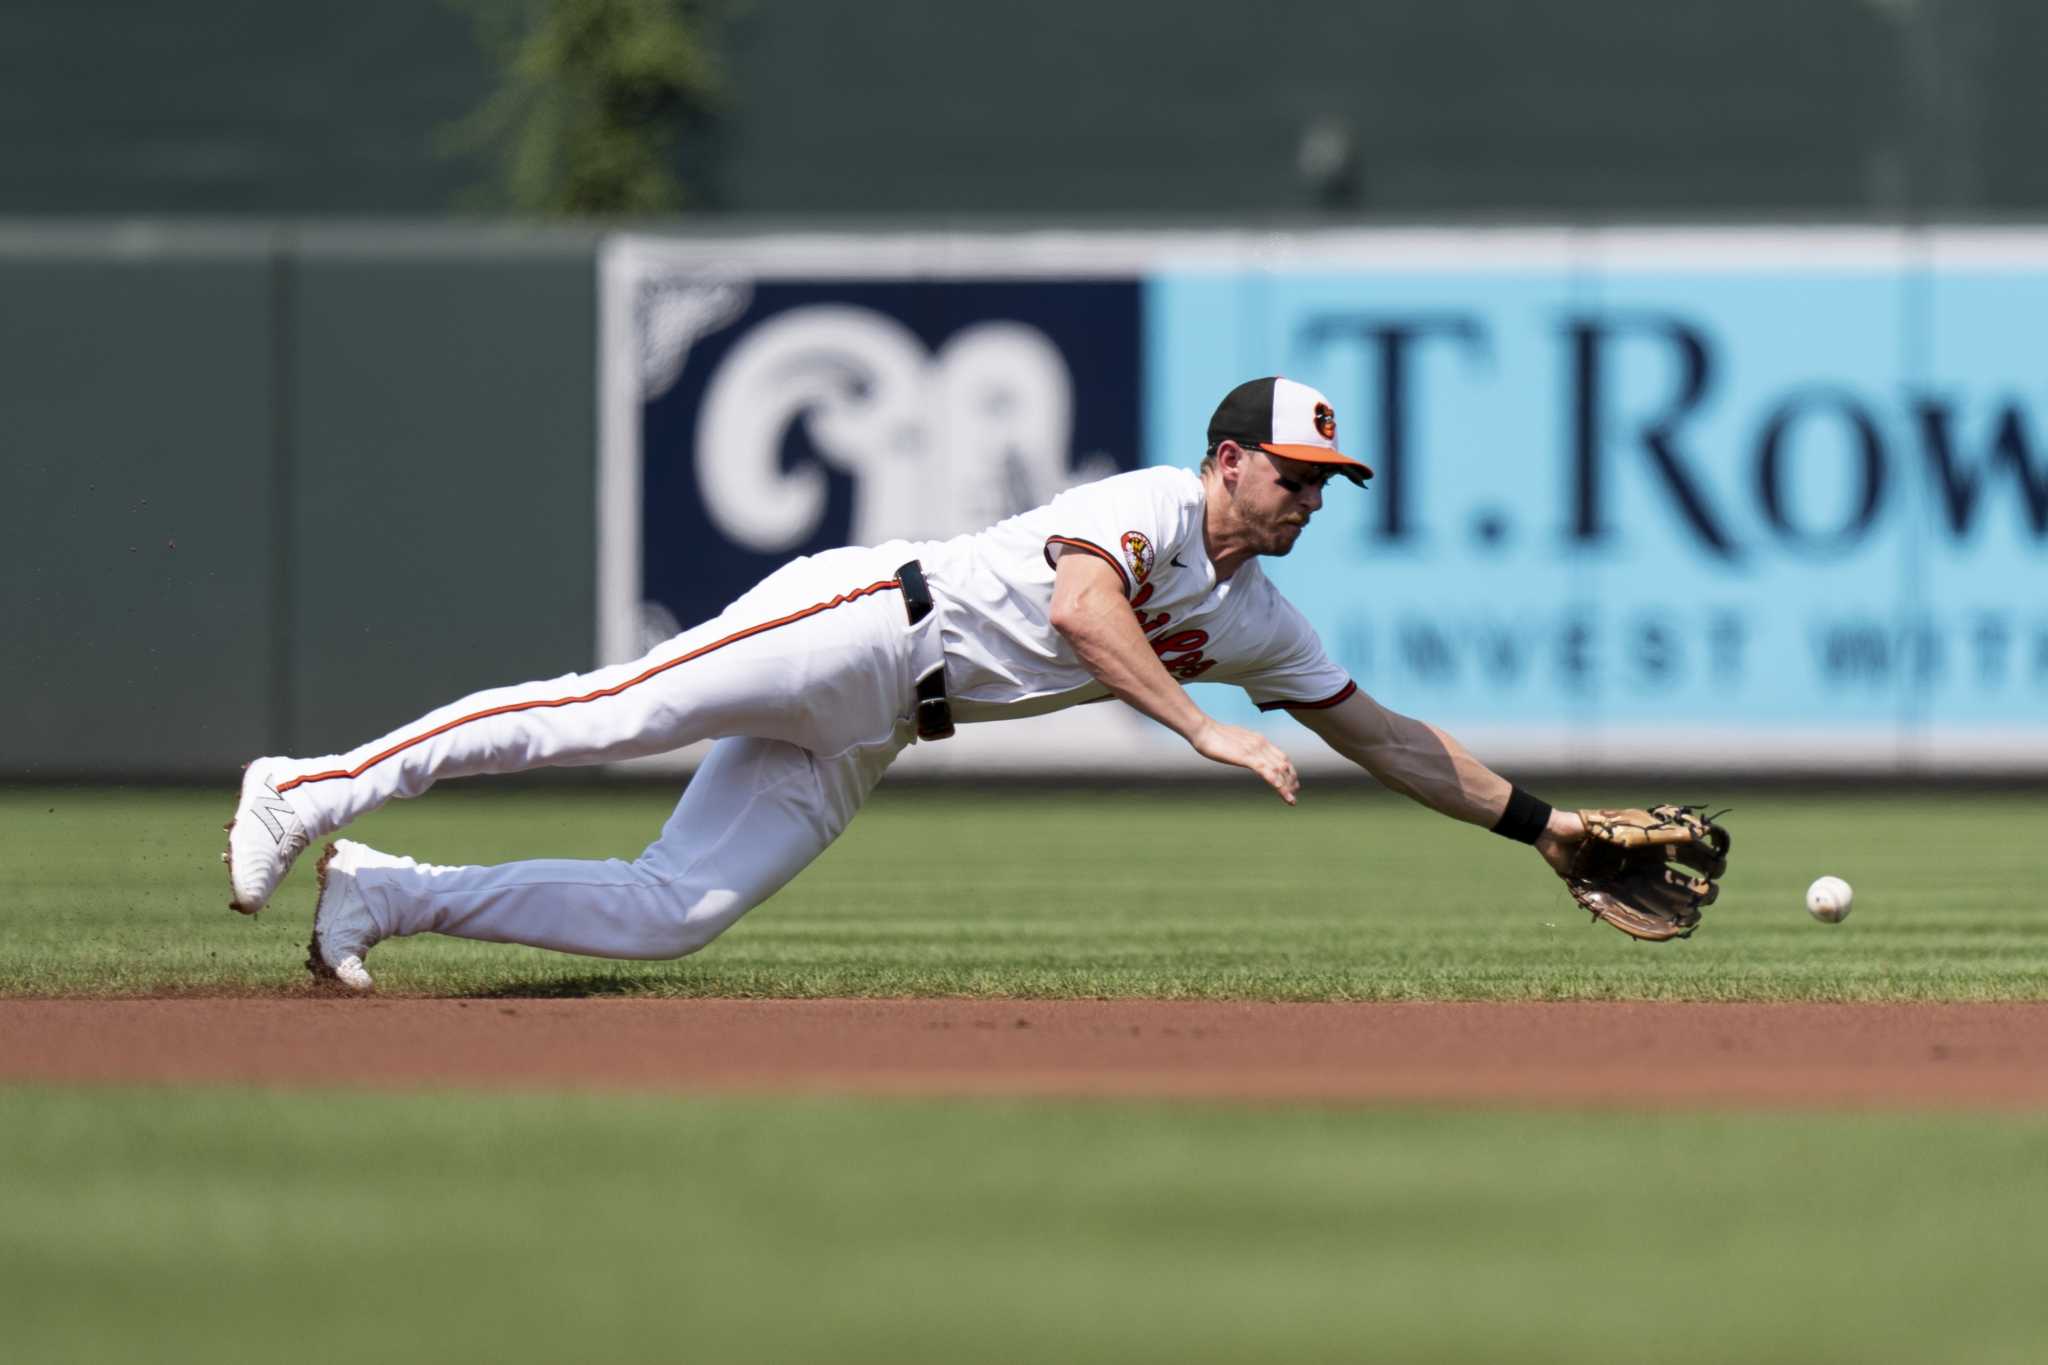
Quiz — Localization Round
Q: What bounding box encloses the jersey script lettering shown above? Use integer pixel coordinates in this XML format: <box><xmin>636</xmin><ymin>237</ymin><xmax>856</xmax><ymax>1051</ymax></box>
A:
<box><xmin>1128</xmin><ymin>583</ymin><xmax>1219</xmax><ymax>681</ymax></box>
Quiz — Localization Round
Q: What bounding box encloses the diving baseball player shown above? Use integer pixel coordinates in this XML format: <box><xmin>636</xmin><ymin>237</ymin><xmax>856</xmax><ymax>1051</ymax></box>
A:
<box><xmin>225</xmin><ymin>377</ymin><xmax>1728</xmax><ymax>990</ymax></box>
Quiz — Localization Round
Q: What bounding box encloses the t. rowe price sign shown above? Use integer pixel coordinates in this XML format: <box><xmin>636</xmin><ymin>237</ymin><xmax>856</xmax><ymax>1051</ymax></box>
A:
<box><xmin>602</xmin><ymin>230</ymin><xmax>2048</xmax><ymax>775</ymax></box>
<box><xmin>1148</xmin><ymin>230</ymin><xmax>2048</xmax><ymax>772</ymax></box>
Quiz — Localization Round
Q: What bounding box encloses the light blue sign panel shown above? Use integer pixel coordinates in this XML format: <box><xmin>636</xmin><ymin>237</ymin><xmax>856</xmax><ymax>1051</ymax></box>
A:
<box><xmin>1920</xmin><ymin>271</ymin><xmax>2048</xmax><ymax>734</ymax></box>
<box><xmin>1147</xmin><ymin>258</ymin><xmax>2048</xmax><ymax>762</ymax></box>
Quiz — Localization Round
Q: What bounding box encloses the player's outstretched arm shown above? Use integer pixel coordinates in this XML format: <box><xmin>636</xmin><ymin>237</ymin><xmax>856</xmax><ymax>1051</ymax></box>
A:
<box><xmin>1290</xmin><ymin>688</ymin><xmax>1582</xmax><ymax>855</ymax></box>
<box><xmin>1293</xmin><ymin>689</ymin><xmax>1733</xmax><ymax>941</ymax></box>
<box><xmin>1049</xmin><ymin>554</ymin><xmax>1299</xmax><ymax>804</ymax></box>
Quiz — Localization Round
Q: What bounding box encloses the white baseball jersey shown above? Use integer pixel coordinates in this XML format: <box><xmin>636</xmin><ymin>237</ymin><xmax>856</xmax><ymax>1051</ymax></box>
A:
<box><xmin>914</xmin><ymin>466</ymin><xmax>1356</xmax><ymax>722</ymax></box>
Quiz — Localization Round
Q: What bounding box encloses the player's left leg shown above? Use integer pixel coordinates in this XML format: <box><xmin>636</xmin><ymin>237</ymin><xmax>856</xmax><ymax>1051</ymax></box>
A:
<box><xmin>307</xmin><ymin>729</ymin><xmax>908</xmax><ymax>988</ymax></box>
<box><xmin>278</xmin><ymin>548</ymin><xmax>918</xmax><ymax>836</ymax></box>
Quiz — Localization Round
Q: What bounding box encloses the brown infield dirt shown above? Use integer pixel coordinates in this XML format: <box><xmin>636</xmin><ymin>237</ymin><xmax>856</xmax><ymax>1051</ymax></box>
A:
<box><xmin>5</xmin><ymin>999</ymin><xmax>2048</xmax><ymax>1109</ymax></box>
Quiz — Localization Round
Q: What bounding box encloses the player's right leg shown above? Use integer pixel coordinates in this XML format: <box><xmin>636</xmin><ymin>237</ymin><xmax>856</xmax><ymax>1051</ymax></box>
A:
<box><xmin>307</xmin><ymin>731</ymin><xmax>905</xmax><ymax>989</ymax></box>
<box><xmin>226</xmin><ymin>545</ymin><xmax>929</xmax><ymax>914</ymax></box>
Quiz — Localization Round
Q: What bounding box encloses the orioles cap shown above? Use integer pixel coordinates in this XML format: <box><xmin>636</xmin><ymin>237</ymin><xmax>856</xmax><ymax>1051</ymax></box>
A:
<box><xmin>1206</xmin><ymin>376</ymin><xmax>1372</xmax><ymax>485</ymax></box>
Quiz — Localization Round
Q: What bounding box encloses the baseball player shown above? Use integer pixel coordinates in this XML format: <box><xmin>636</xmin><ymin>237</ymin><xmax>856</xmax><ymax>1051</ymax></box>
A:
<box><xmin>225</xmin><ymin>376</ymin><xmax>1727</xmax><ymax>990</ymax></box>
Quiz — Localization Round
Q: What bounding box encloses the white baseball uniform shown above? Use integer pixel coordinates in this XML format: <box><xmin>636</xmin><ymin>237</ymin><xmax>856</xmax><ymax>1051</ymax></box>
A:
<box><xmin>266</xmin><ymin>467</ymin><xmax>1354</xmax><ymax>960</ymax></box>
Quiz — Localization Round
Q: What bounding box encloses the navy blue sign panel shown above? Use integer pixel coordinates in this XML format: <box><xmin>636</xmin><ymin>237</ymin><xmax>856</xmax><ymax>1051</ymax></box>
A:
<box><xmin>638</xmin><ymin>279</ymin><xmax>1142</xmax><ymax>636</ymax></box>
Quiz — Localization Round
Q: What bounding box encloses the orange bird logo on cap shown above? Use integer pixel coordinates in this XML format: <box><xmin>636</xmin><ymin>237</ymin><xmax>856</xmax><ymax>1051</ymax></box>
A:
<box><xmin>1314</xmin><ymin>402</ymin><xmax>1336</xmax><ymax>441</ymax></box>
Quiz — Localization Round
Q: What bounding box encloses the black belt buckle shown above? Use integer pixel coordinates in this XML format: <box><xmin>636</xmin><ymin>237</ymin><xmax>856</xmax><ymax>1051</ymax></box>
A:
<box><xmin>914</xmin><ymin>664</ymin><xmax>954</xmax><ymax>741</ymax></box>
<box><xmin>898</xmin><ymin>559</ymin><xmax>954</xmax><ymax>740</ymax></box>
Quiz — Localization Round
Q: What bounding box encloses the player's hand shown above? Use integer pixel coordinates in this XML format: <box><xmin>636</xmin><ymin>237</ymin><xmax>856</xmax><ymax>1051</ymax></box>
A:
<box><xmin>1532</xmin><ymin>810</ymin><xmax>1587</xmax><ymax>877</ymax></box>
<box><xmin>1189</xmin><ymin>720</ymin><xmax>1300</xmax><ymax>804</ymax></box>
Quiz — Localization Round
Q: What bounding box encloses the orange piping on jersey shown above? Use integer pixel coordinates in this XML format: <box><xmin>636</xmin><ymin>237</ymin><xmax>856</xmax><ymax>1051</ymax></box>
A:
<box><xmin>276</xmin><ymin>578</ymin><xmax>904</xmax><ymax>794</ymax></box>
<box><xmin>1255</xmin><ymin>680</ymin><xmax>1359</xmax><ymax>713</ymax></box>
<box><xmin>1041</xmin><ymin>536</ymin><xmax>1132</xmax><ymax>596</ymax></box>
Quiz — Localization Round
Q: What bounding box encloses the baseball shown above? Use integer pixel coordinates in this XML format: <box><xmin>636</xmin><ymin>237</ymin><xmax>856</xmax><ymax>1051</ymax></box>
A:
<box><xmin>1805</xmin><ymin>875</ymin><xmax>1853</xmax><ymax>923</ymax></box>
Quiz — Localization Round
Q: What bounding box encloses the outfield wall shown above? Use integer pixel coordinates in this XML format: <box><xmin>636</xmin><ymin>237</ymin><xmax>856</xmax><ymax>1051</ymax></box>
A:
<box><xmin>0</xmin><ymin>224</ymin><xmax>600</xmax><ymax>780</ymax></box>
<box><xmin>5</xmin><ymin>224</ymin><xmax>2046</xmax><ymax>779</ymax></box>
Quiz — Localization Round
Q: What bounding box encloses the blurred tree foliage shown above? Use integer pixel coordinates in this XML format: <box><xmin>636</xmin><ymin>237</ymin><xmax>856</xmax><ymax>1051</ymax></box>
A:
<box><xmin>447</xmin><ymin>0</ymin><xmax>719</xmax><ymax>215</ymax></box>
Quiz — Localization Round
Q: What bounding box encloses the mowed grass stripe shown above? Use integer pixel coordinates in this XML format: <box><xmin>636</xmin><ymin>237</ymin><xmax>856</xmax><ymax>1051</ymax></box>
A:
<box><xmin>3</xmin><ymin>783</ymin><xmax>2046</xmax><ymax>999</ymax></box>
<box><xmin>7</xmin><ymin>1086</ymin><xmax>2048</xmax><ymax>1365</ymax></box>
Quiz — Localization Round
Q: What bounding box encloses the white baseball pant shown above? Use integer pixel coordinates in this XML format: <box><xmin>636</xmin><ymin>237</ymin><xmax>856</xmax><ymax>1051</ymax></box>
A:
<box><xmin>268</xmin><ymin>544</ymin><xmax>939</xmax><ymax>959</ymax></box>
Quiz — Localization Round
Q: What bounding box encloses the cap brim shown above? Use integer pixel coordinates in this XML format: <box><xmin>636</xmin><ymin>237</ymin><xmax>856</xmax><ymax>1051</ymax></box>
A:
<box><xmin>1260</xmin><ymin>443</ymin><xmax>1374</xmax><ymax>484</ymax></box>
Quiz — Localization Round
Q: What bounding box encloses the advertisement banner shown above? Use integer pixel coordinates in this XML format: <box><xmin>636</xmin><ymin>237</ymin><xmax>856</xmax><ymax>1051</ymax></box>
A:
<box><xmin>599</xmin><ymin>235</ymin><xmax>1163</xmax><ymax>772</ymax></box>
<box><xmin>603</xmin><ymin>231</ymin><xmax>2048</xmax><ymax>775</ymax></box>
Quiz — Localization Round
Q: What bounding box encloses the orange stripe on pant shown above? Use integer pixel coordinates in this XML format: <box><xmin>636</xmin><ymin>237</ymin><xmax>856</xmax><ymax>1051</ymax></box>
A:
<box><xmin>277</xmin><ymin>578</ymin><xmax>903</xmax><ymax>795</ymax></box>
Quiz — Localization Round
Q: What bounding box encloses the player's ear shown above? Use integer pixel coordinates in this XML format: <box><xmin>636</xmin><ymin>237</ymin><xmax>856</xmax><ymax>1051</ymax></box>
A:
<box><xmin>1216</xmin><ymin>440</ymin><xmax>1249</xmax><ymax>488</ymax></box>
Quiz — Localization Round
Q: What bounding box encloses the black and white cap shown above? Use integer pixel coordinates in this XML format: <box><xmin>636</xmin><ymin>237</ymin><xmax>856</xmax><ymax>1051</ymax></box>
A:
<box><xmin>1206</xmin><ymin>376</ymin><xmax>1373</xmax><ymax>485</ymax></box>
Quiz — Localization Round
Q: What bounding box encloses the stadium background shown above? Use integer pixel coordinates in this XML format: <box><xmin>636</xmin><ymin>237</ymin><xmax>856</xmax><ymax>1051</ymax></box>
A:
<box><xmin>6</xmin><ymin>6</ymin><xmax>2048</xmax><ymax>1363</ymax></box>
<box><xmin>6</xmin><ymin>0</ymin><xmax>2047</xmax><ymax>781</ymax></box>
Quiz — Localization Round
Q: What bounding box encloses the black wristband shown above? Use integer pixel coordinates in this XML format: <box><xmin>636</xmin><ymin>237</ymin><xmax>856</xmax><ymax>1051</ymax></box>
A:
<box><xmin>1491</xmin><ymin>785</ymin><xmax>1554</xmax><ymax>845</ymax></box>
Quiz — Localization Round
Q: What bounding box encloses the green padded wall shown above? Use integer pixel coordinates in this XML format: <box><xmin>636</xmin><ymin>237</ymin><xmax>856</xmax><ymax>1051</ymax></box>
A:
<box><xmin>282</xmin><ymin>234</ymin><xmax>600</xmax><ymax>757</ymax></box>
<box><xmin>0</xmin><ymin>227</ymin><xmax>598</xmax><ymax>778</ymax></box>
<box><xmin>1</xmin><ymin>235</ymin><xmax>277</xmax><ymax>776</ymax></box>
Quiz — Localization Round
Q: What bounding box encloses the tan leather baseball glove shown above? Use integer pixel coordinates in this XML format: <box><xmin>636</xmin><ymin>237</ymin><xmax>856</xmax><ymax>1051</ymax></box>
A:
<box><xmin>1565</xmin><ymin>805</ymin><xmax>1731</xmax><ymax>941</ymax></box>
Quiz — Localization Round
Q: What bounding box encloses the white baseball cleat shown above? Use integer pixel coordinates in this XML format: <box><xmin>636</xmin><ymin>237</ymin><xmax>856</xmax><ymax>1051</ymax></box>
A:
<box><xmin>224</xmin><ymin>757</ymin><xmax>311</xmax><ymax>914</ymax></box>
<box><xmin>307</xmin><ymin>840</ymin><xmax>397</xmax><ymax>993</ymax></box>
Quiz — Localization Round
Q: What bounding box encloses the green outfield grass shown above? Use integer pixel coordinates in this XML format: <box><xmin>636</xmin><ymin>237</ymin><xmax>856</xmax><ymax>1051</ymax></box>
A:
<box><xmin>2</xmin><ymin>781</ymin><xmax>2044</xmax><ymax>999</ymax></box>
<box><xmin>5</xmin><ymin>1086</ymin><xmax>2046</xmax><ymax>1365</ymax></box>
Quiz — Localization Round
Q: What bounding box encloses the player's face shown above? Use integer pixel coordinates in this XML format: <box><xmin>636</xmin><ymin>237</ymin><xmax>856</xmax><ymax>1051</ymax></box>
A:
<box><xmin>1232</xmin><ymin>447</ymin><xmax>1331</xmax><ymax>556</ymax></box>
